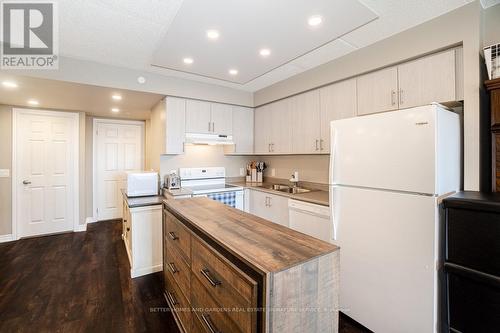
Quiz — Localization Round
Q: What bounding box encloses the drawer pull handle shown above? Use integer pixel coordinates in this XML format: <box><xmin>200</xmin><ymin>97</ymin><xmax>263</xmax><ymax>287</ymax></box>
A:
<box><xmin>168</xmin><ymin>232</ymin><xmax>178</xmax><ymax>240</ymax></box>
<box><xmin>168</xmin><ymin>262</ymin><xmax>178</xmax><ymax>274</ymax></box>
<box><xmin>166</xmin><ymin>291</ymin><xmax>178</xmax><ymax>306</ymax></box>
<box><xmin>201</xmin><ymin>268</ymin><xmax>221</xmax><ymax>287</ymax></box>
<box><xmin>201</xmin><ymin>313</ymin><xmax>221</xmax><ymax>333</ymax></box>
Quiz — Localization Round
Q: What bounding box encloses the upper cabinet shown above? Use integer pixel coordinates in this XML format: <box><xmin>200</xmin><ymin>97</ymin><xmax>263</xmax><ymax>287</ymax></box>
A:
<box><xmin>357</xmin><ymin>66</ymin><xmax>399</xmax><ymax>116</ymax></box>
<box><xmin>291</xmin><ymin>90</ymin><xmax>321</xmax><ymax>154</ymax></box>
<box><xmin>319</xmin><ymin>78</ymin><xmax>357</xmax><ymax>152</ymax></box>
<box><xmin>225</xmin><ymin>106</ymin><xmax>254</xmax><ymax>154</ymax></box>
<box><xmin>165</xmin><ymin>97</ymin><xmax>186</xmax><ymax>154</ymax></box>
<box><xmin>397</xmin><ymin>49</ymin><xmax>457</xmax><ymax>109</ymax></box>
<box><xmin>254</xmin><ymin>100</ymin><xmax>293</xmax><ymax>154</ymax></box>
<box><xmin>211</xmin><ymin>103</ymin><xmax>233</xmax><ymax>136</ymax></box>
<box><xmin>357</xmin><ymin>49</ymin><xmax>461</xmax><ymax>116</ymax></box>
<box><xmin>185</xmin><ymin>100</ymin><xmax>232</xmax><ymax>135</ymax></box>
<box><xmin>185</xmin><ymin>99</ymin><xmax>211</xmax><ymax>134</ymax></box>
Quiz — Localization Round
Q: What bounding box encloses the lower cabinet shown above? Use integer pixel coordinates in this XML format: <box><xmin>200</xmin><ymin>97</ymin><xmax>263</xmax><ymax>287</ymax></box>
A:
<box><xmin>163</xmin><ymin>209</ymin><xmax>258</xmax><ymax>333</ymax></box>
<box><xmin>248</xmin><ymin>190</ymin><xmax>289</xmax><ymax>227</ymax></box>
<box><xmin>122</xmin><ymin>199</ymin><xmax>163</xmax><ymax>278</ymax></box>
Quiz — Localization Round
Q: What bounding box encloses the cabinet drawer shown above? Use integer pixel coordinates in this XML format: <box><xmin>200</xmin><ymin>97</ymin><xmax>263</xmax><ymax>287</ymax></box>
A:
<box><xmin>165</xmin><ymin>211</ymin><xmax>191</xmax><ymax>261</ymax></box>
<box><xmin>446</xmin><ymin>208</ymin><xmax>500</xmax><ymax>276</ymax></box>
<box><xmin>165</xmin><ymin>268</ymin><xmax>192</xmax><ymax>333</ymax></box>
<box><xmin>191</xmin><ymin>275</ymin><xmax>244</xmax><ymax>333</ymax></box>
<box><xmin>191</xmin><ymin>237</ymin><xmax>257</xmax><ymax>333</ymax></box>
<box><xmin>166</xmin><ymin>236</ymin><xmax>191</xmax><ymax>301</ymax></box>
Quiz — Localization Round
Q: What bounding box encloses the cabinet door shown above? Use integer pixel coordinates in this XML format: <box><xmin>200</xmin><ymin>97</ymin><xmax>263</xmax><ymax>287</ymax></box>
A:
<box><xmin>291</xmin><ymin>90</ymin><xmax>321</xmax><ymax>154</ymax></box>
<box><xmin>165</xmin><ymin>97</ymin><xmax>186</xmax><ymax>154</ymax></box>
<box><xmin>254</xmin><ymin>105</ymin><xmax>271</xmax><ymax>154</ymax></box>
<box><xmin>266</xmin><ymin>194</ymin><xmax>289</xmax><ymax>227</ymax></box>
<box><xmin>211</xmin><ymin>103</ymin><xmax>233</xmax><ymax>135</ymax></box>
<box><xmin>248</xmin><ymin>190</ymin><xmax>270</xmax><ymax>220</ymax></box>
<box><xmin>319</xmin><ymin>79</ymin><xmax>357</xmax><ymax>152</ymax></box>
<box><xmin>185</xmin><ymin>99</ymin><xmax>211</xmax><ymax>134</ymax></box>
<box><xmin>398</xmin><ymin>49</ymin><xmax>456</xmax><ymax>108</ymax></box>
<box><xmin>232</xmin><ymin>106</ymin><xmax>254</xmax><ymax>154</ymax></box>
<box><xmin>270</xmin><ymin>99</ymin><xmax>293</xmax><ymax>154</ymax></box>
<box><xmin>357</xmin><ymin>66</ymin><xmax>398</xmax><ymax>116</ymax></box>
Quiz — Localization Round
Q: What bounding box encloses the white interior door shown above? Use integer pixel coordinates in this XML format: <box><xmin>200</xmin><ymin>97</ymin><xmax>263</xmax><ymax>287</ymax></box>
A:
<box><xmin>14</xmin><ymin>109</ymin><xmax>79</xmax><ymax>238</ymax></box>
<box><xmin>95</xmin><ymin>120</ymin><xmax>144</xmax><ymax>221</ymax></box>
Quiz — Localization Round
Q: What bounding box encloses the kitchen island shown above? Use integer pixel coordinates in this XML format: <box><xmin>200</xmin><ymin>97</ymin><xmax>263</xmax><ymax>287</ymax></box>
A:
<box><xmin>162</xmin><ymin>197</ymin><xmax>339</xmax><ymax>333</ymax></box>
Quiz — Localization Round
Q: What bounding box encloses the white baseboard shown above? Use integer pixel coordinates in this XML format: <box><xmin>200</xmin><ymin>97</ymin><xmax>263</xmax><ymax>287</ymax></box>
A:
<box><xmin>0</xmin><ymin>234</ymin><xmax>14</xmax><ymax>243</ymax></box>
<box><xmin>86</xmin><ymin>217</ymin><xmax>98</xmax><ymax>224</ymax></box>
<box><xmin>74</xmin><ymin>223</ymin><xmax>87</xmax><ymax>232</ymax></box>
<box><xmin>131</xmin><ymin>264</ymin><xmax>163</xmax><ymax>278</ymax></box>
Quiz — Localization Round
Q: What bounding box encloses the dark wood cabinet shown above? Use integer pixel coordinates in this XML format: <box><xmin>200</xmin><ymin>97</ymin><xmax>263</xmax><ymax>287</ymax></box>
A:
<box><xmin>442</xmin><ymin>192</ymin><xmax>500</xmax><ymax>333</ymax></box>
<box><xmin>485</xmin><ymin>78</ymin><xmax>500</xmax><ymax>191</ymax></box>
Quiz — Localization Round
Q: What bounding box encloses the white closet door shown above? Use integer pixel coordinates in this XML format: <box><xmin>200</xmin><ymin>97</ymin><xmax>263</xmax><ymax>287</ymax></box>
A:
<box><xmin>15</xmin><ymin>109</ymin><xmax>78</xmax><ymax>238</ymax></box>
<box><xmin>96</xmin><ymin>121</ymin><xmax>143</xmax><ymax>221</ymax></box>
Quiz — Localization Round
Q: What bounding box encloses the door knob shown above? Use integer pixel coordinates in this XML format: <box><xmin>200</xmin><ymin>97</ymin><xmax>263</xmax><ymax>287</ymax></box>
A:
<box><xmin>22</xmin><ymin>180</ymin><xmax>31</xmax><ymax>185</ymax></box>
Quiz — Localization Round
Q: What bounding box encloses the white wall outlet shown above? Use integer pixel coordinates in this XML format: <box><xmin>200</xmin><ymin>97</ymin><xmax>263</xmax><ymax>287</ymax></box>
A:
<box><xmin>239</xmin><ymin>167</ymin><xmax>245</xmax><ymax>176</ymax></box>
<box><xmin>0</xmin><ymin>169</ymin><xmax>10</xmax><ymax>177</ymax></box>
<box><xmin>271</xmin><ymin>168</ymin><xmax>276</xmax><ymax>177</ymax></box>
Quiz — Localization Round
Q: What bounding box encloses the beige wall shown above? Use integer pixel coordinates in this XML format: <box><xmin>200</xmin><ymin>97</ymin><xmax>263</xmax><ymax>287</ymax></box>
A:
<box><xmin>254</xmin><ymin>2</ymin><xmax>482</xmax><ymax>191</ymax></box>
<box><xmin>0</xmin><ymin>105</ymin><xmax>86</xmax><ymax>236</ymax></box>
<box><xmin>259</xmin><ymin>155</ymin><xmax>330</xmax><ymax>184</ymax></box>
<box><xmin>149</xmin><ymin>99</ymin><xmax>166</xmax><ymax>173</ymax></box>
<box><xmin>483</xmin><ymin>3</ymin><xmax>500</xmax><ymax>47</ymax></box>
<box><xmin>0</xmin><ymin>105</ymin><xmax>12</xmax><ymax>235</ymax></box>
<box><xmin>160</xmin><ymin>145</ymin><xmax>254</xmax><ymax>183</ymax></box>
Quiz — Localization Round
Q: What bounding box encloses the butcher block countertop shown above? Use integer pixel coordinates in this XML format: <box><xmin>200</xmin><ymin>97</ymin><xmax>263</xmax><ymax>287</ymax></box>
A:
<box><xmin>163</xmin><ymin>197</ymin><xmax>338</xmax><ymax>274</ymax></box>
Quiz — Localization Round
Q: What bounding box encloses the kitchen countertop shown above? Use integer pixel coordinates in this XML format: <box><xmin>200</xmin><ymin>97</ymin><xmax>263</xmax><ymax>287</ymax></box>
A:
<box><xmin>228</xmin><ymin>181</ymin><xmax>330</xmax><ymax>206</ymax></box>
<box><xmin>163</xmin><ymin>197</ymin><xmax>338</xmax><ymax>274</ymax></box>
<box><xmin>121</xmin><ymin>189</ymin><xmax>163</xmax><ymax>208</ymax></box>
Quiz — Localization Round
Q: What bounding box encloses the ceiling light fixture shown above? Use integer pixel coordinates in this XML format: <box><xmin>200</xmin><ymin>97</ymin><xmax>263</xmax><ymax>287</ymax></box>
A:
<box><xmin>2</xmin><ymin>81</ymin><xmax>18</xmax><ymax>88</ymax></box>
<box><xmin>308</xmin><ymin>15</ymin><xmax>323</xmax><ymax>27</ymax></box>
<box><xmin>183</xmin><ymin>57</ymin><xmax>194</xmax><ymax>64</ymax></box>
<box><xmin>259</xmin><ymin>48</ymin><xmax>271</xmax><ymax>57</ymax></box>
<box><xmin>137</xmin><ymin>76</ymin><xmax>146</xmax><ymax>84</ymax></box>
<box><xmin>111</xmin><ymin>108</ymin><xmax>120</xmax><ymax>113</ymax></box>
<box><xmin>206</xmin><ymin>29</ymin><xmax>220</xmax><ymax>40</ymax></box>
<box><xmin>112</xmin><ymin>94</ymin><xmax>122</xmax><ymax>101</ymax></box>
<box><xmin>229</xmin><ymin>69</ymin><xmax>238</xmax><ymax>76</ymax></box>
<box><xmin>27</xmin><ymin>99</ymin><xmax>39</xmax><ymax>106</ymax></box>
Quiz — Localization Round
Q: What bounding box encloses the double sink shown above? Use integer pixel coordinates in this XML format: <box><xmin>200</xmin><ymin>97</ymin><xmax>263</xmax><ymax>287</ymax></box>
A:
<box><xmin>265</xmin><ymin>184</ymin><xmax>313</xmax><ymax>194</ymax></box>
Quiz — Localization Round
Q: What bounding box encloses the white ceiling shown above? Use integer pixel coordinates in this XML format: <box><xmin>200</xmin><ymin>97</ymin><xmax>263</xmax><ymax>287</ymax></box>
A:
<box><xmin>150</xmin><ymin>0</ymin><xmax>377</xmax><ymax>84</ymax></box>
<box><xmin>0</xmin><ymin>74</ymin><xmax>163</xmax><ymax>120</ymax></box>
<box><xmin>2</xmin><ymin>0</ymin><xmax>476</xmax><ymax>92</ymax></box>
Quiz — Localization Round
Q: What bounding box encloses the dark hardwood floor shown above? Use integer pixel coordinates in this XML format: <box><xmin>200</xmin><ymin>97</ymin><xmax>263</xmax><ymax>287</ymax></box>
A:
<box><xmin>0</xmin><ymin>220</ymin><xmax>369</xmax><ymax>333</ymax></box>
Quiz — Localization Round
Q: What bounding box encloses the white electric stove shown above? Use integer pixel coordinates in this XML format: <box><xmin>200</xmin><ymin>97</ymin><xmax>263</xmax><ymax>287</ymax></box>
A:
<box><xmin>179</xmin><ymin>167</ymin><xmax>244</xmax><ymax>210</ymax></box>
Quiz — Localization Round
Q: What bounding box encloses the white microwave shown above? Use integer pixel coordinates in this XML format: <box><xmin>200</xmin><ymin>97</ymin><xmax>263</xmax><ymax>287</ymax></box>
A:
<box><xmin>126</xmin><ymin>172</ymin><xmax>158</xmax><ymax>197</ymax></box>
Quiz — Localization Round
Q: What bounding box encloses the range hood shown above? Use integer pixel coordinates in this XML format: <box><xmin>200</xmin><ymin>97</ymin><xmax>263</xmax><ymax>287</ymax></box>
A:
<box><xmin>185</xmin><ymin>132</ymin><xmax>234</xmax><ymax>145</ymax></box>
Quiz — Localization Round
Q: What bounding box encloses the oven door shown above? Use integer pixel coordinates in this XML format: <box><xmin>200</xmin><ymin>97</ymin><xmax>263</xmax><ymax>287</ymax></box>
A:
<box><xmin>194</xmin><ymin>191</ymin><xmax>243</xmax><ymax>210</ymax></box>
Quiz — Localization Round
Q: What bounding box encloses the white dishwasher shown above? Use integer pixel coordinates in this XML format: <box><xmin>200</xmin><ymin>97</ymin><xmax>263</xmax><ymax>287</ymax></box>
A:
<box><xmin>288</xmin><ymin>199</ymin><xmax>332</xmax><ymax>243</ymax></box>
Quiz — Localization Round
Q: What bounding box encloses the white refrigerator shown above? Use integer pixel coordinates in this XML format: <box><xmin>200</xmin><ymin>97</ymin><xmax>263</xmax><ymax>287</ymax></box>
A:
<box><xmin>329</xmin><ymin>104</ymin><xmax>460</xmax><ymax>333</ymax></box>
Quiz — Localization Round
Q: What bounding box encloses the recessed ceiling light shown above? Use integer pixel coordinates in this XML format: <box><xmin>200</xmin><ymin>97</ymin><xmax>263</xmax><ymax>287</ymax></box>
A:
<box><xmin>112</xmin><ymin>94</ymin><xmax>122</xmax><ymax>101</ymax></box>
<box><xmin>137</xmin><ymin>76</ymin><xmax>146</xmax><ymax>84</ymax></box>
<box><xmin>206</xmin><ymin>29</ymin><xmax>220</xmax><ymax>40</ymax></box>
<box><xmin>308</xmin><ymin>15</ymin><xmax>323</xmax><ymax>27</ymax></box>
<box><xmin>183</xmin><ymin>57</ymin><xmax>194</xmax><ymax>64</ymax></box>
<box><xmin>229</xmin><ymin>69</ymin><xmax>238</xmax><ymax>76</ymax></box>
<box><xmin>27</xmin><ymin>99</ymin><xmax>39</xmax><ymax>106</ymax></box>
<box><xmin>2</xmin><ymin>81</ymin><xmax>18</xmax><ymax>88</ymax></box>
<box><xmin>111</xmin><ymin>108</ymin><xmax>120</xmax><ymax>113</ymax></box>
<box><xmin>259</xmin><ymin>48</ymin><xmax>271</xmax><ymax>57</ymax></box>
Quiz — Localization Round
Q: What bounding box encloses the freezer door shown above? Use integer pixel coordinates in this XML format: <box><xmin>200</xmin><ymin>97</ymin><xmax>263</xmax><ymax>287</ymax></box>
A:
<box><xmin>332</xmin><ymin>186</ymin><xmax>438</xmax><ymax>333</ymax></box>
<box><xmin>330</xmin><ymin>105</ymin><xmax>438</xmax><ymax>194</ymax></box>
